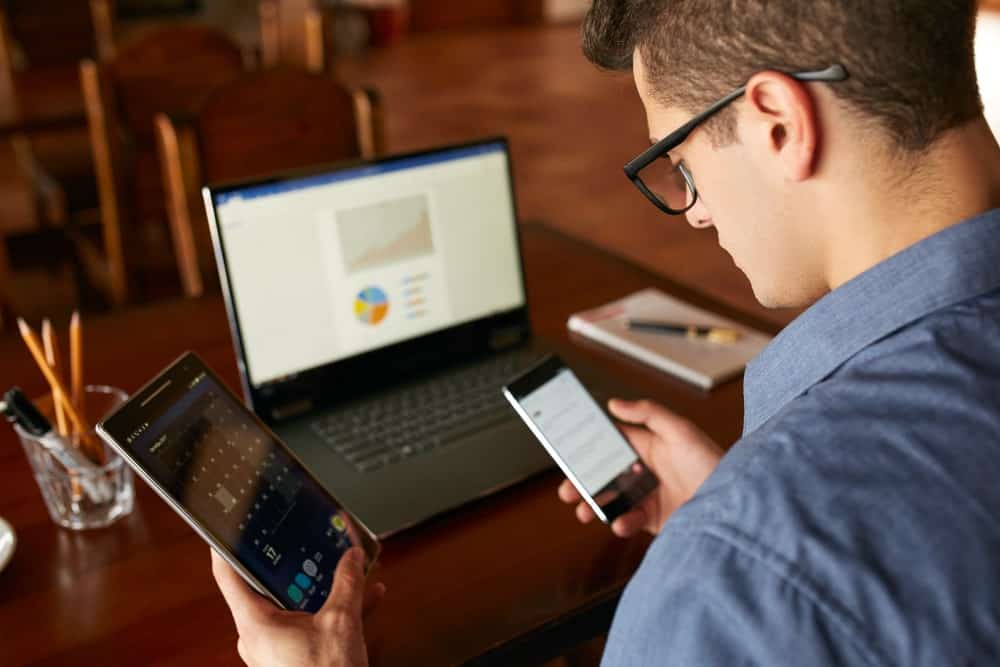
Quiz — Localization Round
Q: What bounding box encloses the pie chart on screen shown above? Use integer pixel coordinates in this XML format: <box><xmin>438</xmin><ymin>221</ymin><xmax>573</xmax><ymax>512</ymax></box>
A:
<box><xmin>355</xmin><ymin>286</ymin><xmax>389</xmax><ymax>325</ymax></box>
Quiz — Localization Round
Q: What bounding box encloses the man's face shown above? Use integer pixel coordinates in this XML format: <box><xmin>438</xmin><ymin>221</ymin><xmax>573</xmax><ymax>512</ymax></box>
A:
<box><xmin>632</xmin><ymin>51</ymin><xmax>824</xmax><ymax>308</ymax></box>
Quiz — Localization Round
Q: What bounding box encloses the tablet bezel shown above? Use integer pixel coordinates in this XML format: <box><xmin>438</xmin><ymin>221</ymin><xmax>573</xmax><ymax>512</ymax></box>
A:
<box><xmin>97</xmin><ymin>351</ymin><xmax>380</xmax><ymax>611</ymax></box>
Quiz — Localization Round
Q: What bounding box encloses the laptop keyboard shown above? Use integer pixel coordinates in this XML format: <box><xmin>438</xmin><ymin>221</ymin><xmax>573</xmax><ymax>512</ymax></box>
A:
<box><xmin>309</xmin><ymin>348</ymin><xmax>544</xmax><ymax>473</ymax></box>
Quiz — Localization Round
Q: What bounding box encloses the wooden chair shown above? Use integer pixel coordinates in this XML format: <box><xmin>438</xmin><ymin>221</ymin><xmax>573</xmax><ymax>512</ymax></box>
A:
<box><xmin>0</xmin><ymin>0</ymin><xmax>114</xmax><ymax>223</ymax></box>
<box><xmin>155</xmin><ymin>67</ymin><xmax>384</xmax><ymax>297</ymax></box>
<box><xmin>81</xmin><ymin>24</ymin><xmax>246</xmax><ymax>306</ymax></box>
<box><xmin>259</xmin><ymin>0</ymin><xmax>325</xmax><ymax>72</ymax></box>
<box><xmin>0</xmin><ymin>1</ymin><xmax>114</xmax><ymax>329</ymax></box>
<box><xmin>0</xmin><ymin>0</ymin><xmax>113</xmax><ymax>126</ymax></box>
<box><xmin>1</xmin><ymin>1</ymin><xmax>114</xmax><ymax>74</ymax></box>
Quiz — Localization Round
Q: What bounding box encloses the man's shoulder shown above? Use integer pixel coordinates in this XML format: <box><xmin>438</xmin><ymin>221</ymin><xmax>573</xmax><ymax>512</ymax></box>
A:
<box><xmin>684</xmin><ymin>291</ymin><xmax>1000</xmax><ymax>563</ymax></box>
<box><xmin>840</xmin><ymin>285</ymin><xmax>1000</xmax><ymax>382</ymax></box>
<box><xmin>638</xmin><ymin>292</ymin><xmax>1000</xmax><ymax>665</ymax></box>
<box><xmin>710</xmin><ymin>287</ymin><xmax>1000</xmax><ymax>521</ymax></box>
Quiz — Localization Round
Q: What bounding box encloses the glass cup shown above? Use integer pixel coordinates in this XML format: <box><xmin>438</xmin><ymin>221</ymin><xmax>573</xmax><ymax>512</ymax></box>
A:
<box><xmin>14</xmin><ymin>385</ymin><xmax>134</xmax><ymax>530</ymax></box>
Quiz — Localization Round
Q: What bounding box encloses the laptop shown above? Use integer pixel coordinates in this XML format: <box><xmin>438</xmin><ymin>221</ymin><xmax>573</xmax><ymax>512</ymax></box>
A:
<box><xmin>202</xmin><ymin>138</ymin><xmax>553</xmax><ymax>537</ymax></box>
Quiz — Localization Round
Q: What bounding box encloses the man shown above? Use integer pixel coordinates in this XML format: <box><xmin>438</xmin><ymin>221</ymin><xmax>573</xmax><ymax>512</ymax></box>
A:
<box><xmin>212</xmin><ymin>0</ymin><xmax>1000</xmax><ymax>664</ymax></box>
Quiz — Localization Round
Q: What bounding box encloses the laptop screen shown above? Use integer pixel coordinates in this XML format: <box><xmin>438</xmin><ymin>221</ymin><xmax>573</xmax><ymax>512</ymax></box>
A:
<box><xmin>209</xmin><ymin>140</ymin><xmax>527</xmax><ymax>388</ymax></box>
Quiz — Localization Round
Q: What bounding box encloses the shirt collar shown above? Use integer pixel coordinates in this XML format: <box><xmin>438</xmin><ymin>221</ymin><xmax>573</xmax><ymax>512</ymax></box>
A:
<box><xmin>743</xmin><ymin>208</ymin><xmax>1000</xmax><ymax>436</ymax></box>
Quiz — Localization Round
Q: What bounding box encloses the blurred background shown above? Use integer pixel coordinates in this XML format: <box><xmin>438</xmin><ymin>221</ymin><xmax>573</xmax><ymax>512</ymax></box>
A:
<box><xmin>1</xmin><ymin>0</ymin><xmax>998</xmax><ymax>333</ymax></box>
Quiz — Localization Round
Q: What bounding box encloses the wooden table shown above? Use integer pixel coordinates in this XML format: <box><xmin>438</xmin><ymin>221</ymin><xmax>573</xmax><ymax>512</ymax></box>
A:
<box><xmin>0</xmin><ymin>224</ymin><xmax>780</xmax><ymax>666</ymax></box>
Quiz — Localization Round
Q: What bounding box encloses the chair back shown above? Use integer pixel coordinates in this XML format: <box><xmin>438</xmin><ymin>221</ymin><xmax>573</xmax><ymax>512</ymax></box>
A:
<box><xmin>81</xmin><ymin>24</ymin><xmax>245</xmax><ymax>304</ymax></box>
<box><xmin>0</xmin><ymin>1</ymin><xmax>113</xmax><ymax>121</ymax></box>
<box><xmin>2</xmin><ymin>0</ymin><xmax>114</xmax><ymax>68</ymax></box>
<box><xmin>156</xmin><ymin>67</ymin><xmax>383</xmax><ymax>296</ymax></box>
<box><xmin>258</xmin><ymin>0</ymin><xmax>325</xmax><ymax>72</ymax></box>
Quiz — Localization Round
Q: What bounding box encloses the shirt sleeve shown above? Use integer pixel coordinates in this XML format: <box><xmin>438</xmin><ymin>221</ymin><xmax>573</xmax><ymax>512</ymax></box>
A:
<box><xmin>600</xmin><ymin>528</ymin><xmax>887</xmax><ymax>667</ymax></box>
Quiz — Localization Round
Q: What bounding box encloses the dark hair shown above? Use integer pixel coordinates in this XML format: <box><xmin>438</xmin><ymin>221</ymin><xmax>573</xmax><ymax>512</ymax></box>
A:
<box><xmin>583</xmin><ymin>0</ymin><xmax>983</xmax><ymax>151</ymax></box>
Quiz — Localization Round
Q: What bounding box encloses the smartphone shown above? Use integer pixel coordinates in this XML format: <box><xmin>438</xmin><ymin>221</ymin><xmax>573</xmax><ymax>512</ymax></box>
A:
<box><xmin>503</xmin><ymin>355</ymin><xmax>659</xmax><ymax>524</ymax></box>
<box><xmin>97</xmin><ymin>351</ymin><xmax>379</xmax><ymax>613</ymax></box>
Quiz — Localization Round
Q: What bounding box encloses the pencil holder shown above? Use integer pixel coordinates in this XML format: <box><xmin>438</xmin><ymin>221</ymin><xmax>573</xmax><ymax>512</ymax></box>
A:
<box><xmin>14</xmin><ymin>386</ymin><xmax>133</xmax><ymax>530</ymax></box>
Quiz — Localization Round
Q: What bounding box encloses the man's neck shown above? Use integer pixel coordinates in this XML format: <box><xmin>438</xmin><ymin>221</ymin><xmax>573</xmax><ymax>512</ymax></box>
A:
<box><xmin>826</xmin><ymin>117</ymin><xmax>1000</xmax><ymax>291</ymax></box>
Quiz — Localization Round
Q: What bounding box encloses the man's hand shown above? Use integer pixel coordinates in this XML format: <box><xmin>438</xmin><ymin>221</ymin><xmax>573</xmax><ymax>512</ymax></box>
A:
<box><xmin>211</xmin><ymin>547</ymin><xmax>385</xmax><ymax>667</ymax></box>
<box><xmin>558</xmin><ymin>398</ymin><xmax>724</xmax><ymax>538</ymax></box>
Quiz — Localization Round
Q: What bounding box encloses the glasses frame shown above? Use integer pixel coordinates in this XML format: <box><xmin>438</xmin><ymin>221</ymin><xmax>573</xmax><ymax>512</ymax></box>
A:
<box><xmin>624</xmin><ymin>64</ymin><xmax>849</xmax><ymax>215</ymax></box>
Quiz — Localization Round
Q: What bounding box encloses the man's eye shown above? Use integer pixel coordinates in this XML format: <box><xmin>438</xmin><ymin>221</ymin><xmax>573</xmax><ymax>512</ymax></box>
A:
<box><xmin>658</xmin><ymin>154</ymin><xmax>684</xmax><ymax>171</ymax></box>
<box><xmin>662</xmin><ymin>158</ymin><xmax>684</xmax><ymax>173</ymax></box>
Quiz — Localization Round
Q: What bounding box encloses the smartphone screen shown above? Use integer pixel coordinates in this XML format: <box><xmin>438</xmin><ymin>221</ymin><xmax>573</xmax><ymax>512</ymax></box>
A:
<box><xmin>504</xmin><ymin>355</ymin><xmax>658</xmax><ymax>523</ymax></box>
<box><xmin>99</xmin><ymin>353</ymin><xmax>378</xmax><ymax>612</ymax></box>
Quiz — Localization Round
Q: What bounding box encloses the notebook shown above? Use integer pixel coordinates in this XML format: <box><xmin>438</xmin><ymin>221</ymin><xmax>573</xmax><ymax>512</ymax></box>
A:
<box><xmin>567</xmin><ymin>288</ymin><xmax>773</xmax><ymax>389</ymax></box>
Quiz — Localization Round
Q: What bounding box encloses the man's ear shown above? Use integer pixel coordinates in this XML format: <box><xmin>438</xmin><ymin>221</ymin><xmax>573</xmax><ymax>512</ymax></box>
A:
<box><xmin>742</xmin><ymin>71</ymin><xmax>819</xmax><ymax>182</ymax></box>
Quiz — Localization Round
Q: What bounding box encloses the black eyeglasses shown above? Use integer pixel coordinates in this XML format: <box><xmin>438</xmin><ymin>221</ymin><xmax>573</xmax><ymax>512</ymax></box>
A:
<box><xmin>624</xmin><ymin>64</ymin><xmax>849</xmax><ymax>216</ymax></box>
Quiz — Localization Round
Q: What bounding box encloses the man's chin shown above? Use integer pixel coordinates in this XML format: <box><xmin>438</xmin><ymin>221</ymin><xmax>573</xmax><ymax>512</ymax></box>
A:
<box><xmin>745</xmin><ymin>272</ymin><xmax>788</xmax><ymax>309</ymax></box>
<box><xmin>753</xmin><ymin>292</ymin><xmax>787</xmax><ymax>309</ymax></box>
<box><xmin>728</xmin><ymin>250</ymin><xmax>799</xmax><ymax>309</ymax></box>
<box><xmin>751</xmin><ymin>280</ymin><xmax>821</xmax><ymax>310</ymax></box>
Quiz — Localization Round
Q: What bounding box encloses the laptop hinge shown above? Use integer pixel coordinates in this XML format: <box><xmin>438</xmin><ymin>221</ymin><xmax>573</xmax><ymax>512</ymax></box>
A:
<box><xmin>271</xmin><ymin>398</ymin><xmax>314</xmax><ymax>421</ymax></box>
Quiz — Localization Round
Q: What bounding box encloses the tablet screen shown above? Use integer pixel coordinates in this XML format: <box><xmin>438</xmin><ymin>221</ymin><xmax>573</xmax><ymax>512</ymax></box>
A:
<box><xmin>125</xmin><ymin>370</ymin><xmax>357</xmax><ymax>612</ymax></box>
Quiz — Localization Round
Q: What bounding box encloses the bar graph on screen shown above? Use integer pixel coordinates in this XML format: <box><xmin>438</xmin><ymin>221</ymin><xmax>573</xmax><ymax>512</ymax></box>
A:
<box><xmin>337</xmin><ymin>194</ymin><xmax>435</xmax><ymax>274</ymax></box>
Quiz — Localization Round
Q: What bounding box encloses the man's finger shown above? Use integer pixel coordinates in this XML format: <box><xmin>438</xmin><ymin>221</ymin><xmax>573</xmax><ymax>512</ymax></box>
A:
<box><xmin>321</xmin><ymin>547</ymin><xmax>366</xmax><ymax>619</ymax></box>
<box><xmin>210</xmin><ymin>549</ymin><xmax>273</xmax><ymax>634</ymax></box>
<box><xmin>610</xmin><ymin>509</ymin><xmax>648</xmax><ymax>538</ymax></box>
<box><xmin>609</xmin><ymin>398</ymin><xmax>691</xmax><ymax>439</ymax></box>
<box><xmin>618</xmin><ymin>423</ymin><xmax>655</xmax><ymax>456</ymax></box>
<box><xmin>575</xmin><ymin>501</ymin><xmax>597</xmax><ymax>524</ymax></box>
<box><xmin>558</xmin><ymin>479</ymin><xmax>582</xmax><ymax>504</ymax></box>
<box><xmin>362</xmin><ymin>581</ymin><xmax>387</xmax><ymax>618</ymax></box>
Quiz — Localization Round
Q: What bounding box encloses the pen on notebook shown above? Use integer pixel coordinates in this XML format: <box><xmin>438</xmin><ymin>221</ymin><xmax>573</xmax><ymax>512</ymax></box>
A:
<box><xmin>626</xmin><ymin>319</ymin><xmax>742</xmax><ymax>344</ymax></box>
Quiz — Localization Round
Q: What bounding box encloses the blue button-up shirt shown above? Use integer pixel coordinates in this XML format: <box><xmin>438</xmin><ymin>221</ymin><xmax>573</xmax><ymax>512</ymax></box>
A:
<box><xmin>602</xmin><ymin>209</ymin><xmax>1000</xmax><ymax>666</ymax></box>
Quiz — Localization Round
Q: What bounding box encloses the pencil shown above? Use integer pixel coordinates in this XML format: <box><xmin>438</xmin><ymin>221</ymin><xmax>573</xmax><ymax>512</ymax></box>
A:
<box><xmin>70</xmin><ymin>310</ymin><xmax>85</xmax><ymax>428</ymax></box>
<box><xmin>17</xmin><ymin>318</ymin><xmax>103</xmax><ymax>464</ymax></box>
<box><xmin>41</xmin><ymin>319</ymin><xmax>69</xmax><ymax>436</ymax></box>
